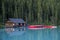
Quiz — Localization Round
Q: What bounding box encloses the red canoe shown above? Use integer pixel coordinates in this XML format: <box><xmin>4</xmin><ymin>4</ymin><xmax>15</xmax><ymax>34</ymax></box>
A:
<box><xmin>28</xmin><ymin>25</ymin><xmax>57</xmax><ymax>29</ymax></box>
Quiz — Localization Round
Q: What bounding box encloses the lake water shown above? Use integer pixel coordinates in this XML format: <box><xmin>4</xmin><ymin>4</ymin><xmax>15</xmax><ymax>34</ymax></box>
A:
<box><xmin>0</xmin><ymin>28</ymin><xmax>59</xmax><ymax>40</ymax></box>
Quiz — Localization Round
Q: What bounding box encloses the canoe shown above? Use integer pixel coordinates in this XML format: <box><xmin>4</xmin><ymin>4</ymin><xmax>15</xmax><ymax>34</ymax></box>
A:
<box><xmin>28</xmin><ymin>25</ymin><xmax>57</xmax><ymax>30</ymax></box>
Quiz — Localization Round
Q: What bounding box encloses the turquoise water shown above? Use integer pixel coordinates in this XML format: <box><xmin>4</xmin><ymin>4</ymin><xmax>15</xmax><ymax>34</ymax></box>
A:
<box><xmin>0</xmin><ymin>28</ymin><xmax>59</xmax><ymax>40</ymax></box>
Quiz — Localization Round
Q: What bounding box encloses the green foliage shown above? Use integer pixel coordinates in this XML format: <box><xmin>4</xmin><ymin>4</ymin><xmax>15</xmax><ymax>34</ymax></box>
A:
<box><xmin>0</xmin><ymin>0</ymin><xmax>60</xmax><ymax>26</ymax></box>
